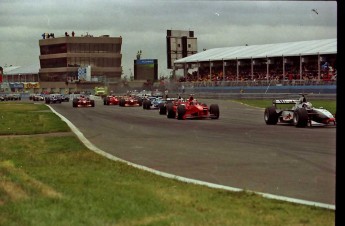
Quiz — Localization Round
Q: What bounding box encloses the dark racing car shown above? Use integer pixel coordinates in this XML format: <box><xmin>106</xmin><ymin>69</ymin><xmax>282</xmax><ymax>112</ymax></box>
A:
<box><xmin>264</xmin><ymin>94</ymin><xmax>335</xmax><ymax>127</ymax></box>
<box><xmin>142</xmin><ymin>96</ymin><xmax>166</xmax><ymax>110</ymax></box>
<box><xmin>45</xmin><ymin>94</ymin><xmax>62</xmax><ymax>104</ymax></box>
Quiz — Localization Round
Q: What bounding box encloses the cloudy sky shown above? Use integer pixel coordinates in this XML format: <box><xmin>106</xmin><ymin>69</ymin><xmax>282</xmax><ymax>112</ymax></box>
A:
<box><xmin>0</xmin><ymin>0</ymin><xmax>337</xmax><ymax>77</ymax></box>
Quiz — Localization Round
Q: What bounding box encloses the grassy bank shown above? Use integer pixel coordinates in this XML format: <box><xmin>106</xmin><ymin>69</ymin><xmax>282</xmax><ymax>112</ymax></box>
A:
<box><xmin>0</xmin><ymin>102</ymin><xmax>335</xmax><ymax>226</ymax></box>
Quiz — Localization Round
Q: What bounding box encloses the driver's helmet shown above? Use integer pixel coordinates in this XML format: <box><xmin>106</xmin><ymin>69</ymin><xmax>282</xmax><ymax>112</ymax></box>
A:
<box><xmin>189</xmin><ymin>94</ymin><xmax>194</xmax><ymax>101</ymax></box>
<box><xmin>303</xmin><ymin>102</ymin><xmax>312</xmax><ymax>109</ymax></box>
<box><xmin>299</xmin><ymin>95</ymin><xmax>307</xmax><ymax>103</ymax></box>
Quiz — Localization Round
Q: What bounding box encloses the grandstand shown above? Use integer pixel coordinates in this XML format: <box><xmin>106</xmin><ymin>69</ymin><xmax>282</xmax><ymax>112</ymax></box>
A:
<box><xmin>173</xmin><ymin>39</ymin><xmax>336</xmax><ymax>90</ymax></box>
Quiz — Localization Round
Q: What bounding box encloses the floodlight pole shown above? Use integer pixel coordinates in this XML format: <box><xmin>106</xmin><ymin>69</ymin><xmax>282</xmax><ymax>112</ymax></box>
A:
<box><xmin>197</xmin><ymin>61</ymin><xmax>200</xmax><ymax>81</ymax></box>
<box><xmin>251</xmin><ymin>57</ymin><xmax>253</xmax><ymax>80</ymax></box>
<box><xmin>236</xmin><ymin>58</ymin><xmax>239</xmax><ymax>81</ymax></box>
<box><xmin>318</xmin><ymin>53</ymin><xmax>321</xmax><ymax>81</ymax></box>
<box><xmin>266</xmin><ymin>56</ymin><xmax>269</xmax><ymax>82</ymax></box>
<box><xmin>222</xmin><ymin>58</ymin><xmax>225</xmax><ymax>82</ymax></box>
<box><xmin>282</xmin><ymin>55</ymin><xmax>285</xmax><ymax>81</ymax></box>
<box><xmin>209</xmin><ymin>59</ymin><xmax>212</xmax><ymax>79</ymax></box>
<box><xmin>299</xmin><ymin>54</ymin><xmax>302</xmax><ymax>81</ymax></box>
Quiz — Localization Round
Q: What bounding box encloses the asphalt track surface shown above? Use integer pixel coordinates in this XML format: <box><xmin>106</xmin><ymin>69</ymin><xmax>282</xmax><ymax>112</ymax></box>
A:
<box><xmin>49</xmin><ymin>99</ymin><xmax>336</xmax><ymax>206</ymax></box>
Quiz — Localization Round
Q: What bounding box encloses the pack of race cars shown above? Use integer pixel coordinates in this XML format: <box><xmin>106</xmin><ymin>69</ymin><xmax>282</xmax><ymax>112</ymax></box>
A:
<box><xmin>16</xmin><ymin>90</ymin><xmax>335</xmax><ymax>127</ymax></box>
<box><xmin>66</xmin><ymin>91</ymin><xmax>221</xmax><ymax>120</ymax></box>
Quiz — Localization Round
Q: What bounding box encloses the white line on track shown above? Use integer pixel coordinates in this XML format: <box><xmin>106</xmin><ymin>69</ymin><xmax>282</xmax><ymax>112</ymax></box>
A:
<box><xmin>47</xmin><ymin>105</ymin><xmax>335</xmax><ymax>210</ymax></box>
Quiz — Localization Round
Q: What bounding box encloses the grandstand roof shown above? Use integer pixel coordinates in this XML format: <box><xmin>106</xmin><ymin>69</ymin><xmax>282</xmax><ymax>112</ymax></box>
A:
<box><xmin>174</xmin><ymin>38</ymin><xmax>337</xmax><ymax>64</ymax></box>
<box><xmin>4</xmin><ymin>63</ymin><xmax>40</xmax><ymax>75</ymax></box>
<box><xmin>2</xmin><ymin>66</ymin><xmax>21</xmax><ymax>73</ymax></box>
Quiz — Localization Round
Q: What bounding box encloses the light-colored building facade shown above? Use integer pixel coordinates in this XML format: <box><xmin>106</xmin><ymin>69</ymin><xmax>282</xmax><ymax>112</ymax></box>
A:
<box><xmin>38</xmin><ymin>34</ymin><xmax>122</xmax><ymax>93</ymax></box>
<box><xmin>166</xmin><ymin>30</ymin><xmax>197</xmax><ymax>69</ymax></box>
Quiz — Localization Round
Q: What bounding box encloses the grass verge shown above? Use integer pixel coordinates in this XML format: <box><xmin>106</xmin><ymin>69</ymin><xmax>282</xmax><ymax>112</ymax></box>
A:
<box><xmin>0</xmin><ymin>102</ymin><xmax>335</xmax><ymax>226</ymax></box>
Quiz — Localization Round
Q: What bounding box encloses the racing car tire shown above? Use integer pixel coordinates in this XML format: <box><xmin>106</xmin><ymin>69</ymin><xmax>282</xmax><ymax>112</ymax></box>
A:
<box><xmin>146</xmin><ymin>100</ymin><xmax>151</xmax><ymax>110</ymax></box>
<box><xmin>158</xmin><ymin>103</ymin><xmax>166</xmax><ymax>115</ymax></box>
<box><xmin>104</xmin><ymin>98</ymin><xmax>109</xmax><ymax>105</ymax></box>
<box><xmin>119</xmin><ymin>99</ymin><xmax>125</xmax><ymax>107</ymax></box>
<box><xmin>166</xmin><ymin>103</ymin><xmax>175</xmax><ymax>118</ymax></box>
<box><xmin>264</xmin><ymin>106</ymin><xmax>278</xmax><ymax>125</ymax></box>
<box><xmin>177</xmin><ymin>104</ymin><xmax>186</xmax><ymax>120</ymax></box>
<box><xmin>72</xmin><ymin>99</ymin><xmax>78</xmax><ymax>108</ymax></box>
<box><xmin>138</xmin><ymin>98</ymin><xmax>143</xmax><ymax>107</ymax></box>
<box><xmin>45</xmin><ymin>98</ymin><xmax>50</xmax><ymax>104</ymax></box>
<box><xmin>91</xmin><ymin>100</ymin><xmax>95</xmax><ymax>107</ymax></box>
<box><xmin>209</xmin><ymin>104</ymin><xmax>220</xmax><ymax>119</ymax></box>
<box><xmin>293</xmin><ymin>108</ymin><xmax>308</xmax><ymax>127</ymax></box>
<box><xmin>143</xmin><ymin>100</ymin><xmax>150</xmax><ymax>109</ymax></box>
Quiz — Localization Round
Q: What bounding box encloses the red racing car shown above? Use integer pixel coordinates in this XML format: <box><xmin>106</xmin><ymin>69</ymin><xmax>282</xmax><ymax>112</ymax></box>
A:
<box><xmin>72</xmin><ymin>94</ymin><xmax>95</xmax><ymax>107</ymax></box>
<box><xmin>166</xmin><ymin>97</ymin><xmax>219</xmax><ymax>120</ymax></box>
<box><xmin>119</xmin><ymin>95</ymin><xmax>142</xmax><ymax>107</ymax></box>
<box><xmin>103</xmin><ymin>95</ymin><xmax>120</xmax><ymax>105</ymax></box>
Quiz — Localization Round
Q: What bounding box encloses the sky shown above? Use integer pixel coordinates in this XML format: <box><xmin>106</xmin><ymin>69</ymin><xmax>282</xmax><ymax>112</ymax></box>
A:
<box><xmin>0</xmin><ymin>0</ymin><xmax>337</xmax><ymax>78</ymax></box>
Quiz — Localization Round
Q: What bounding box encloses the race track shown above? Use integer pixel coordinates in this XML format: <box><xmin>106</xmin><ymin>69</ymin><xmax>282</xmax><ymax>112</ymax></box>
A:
<box><xmin>49</xmin><ymin>98</ymin><xmax>336</xmax><ymax>206</ymax></box>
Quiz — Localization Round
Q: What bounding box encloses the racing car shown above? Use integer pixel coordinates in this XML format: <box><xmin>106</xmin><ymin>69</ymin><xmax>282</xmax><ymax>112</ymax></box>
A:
<box><xmin>151</xmin><ymin>89</ymin><xmax>164</xmax><ymax>98</ymax></box>
<box><xmin>157</xmin><ymin>98</ymin><xmax>179</xmax><ymax>115</ymax></box>
<box><xmin>103</xmin><ymin>95</ymin><xmax>120</xmax><ymax>105</ymax></box>
<box><xmin>45</xmin><ymin>94</ymin><xmax>62</xmax><ymax>104</ymax></box>
<box><xmin>60</xmin><ymin>94</ymin><xmax>70</xmax><ymax>102</ymax></box>
<box><xmin>31</xmin><ymin>94</ymin><xmax>45</xmax><ymax>101</ymax></box>
<box><xmin>72</xmin><ymin>94</ymin><xmax>95</xmax><ymax>107</ymax></box>
<box><xmin>142</xmin><ymin>96</ymin><xmax>169</xmax><ymax>110</ymax></box>
<box><xmin>119</xmin><ymin>95</ymin><xmax>142</xmax><ymax>107</ymax></box>
<box><xmin>6</xmin><ymin>94</ymin><xmax>21</xmax><ymax>101</ymax></box>
<box><xmin>264</xmin><ymin>94</ymin><xmax>335</xmax><ymax>127</ymax></box>
<box><xmin>165</xmin><ymin>96</ymin><xmax>220</xmax><ymax>120</ymax></box>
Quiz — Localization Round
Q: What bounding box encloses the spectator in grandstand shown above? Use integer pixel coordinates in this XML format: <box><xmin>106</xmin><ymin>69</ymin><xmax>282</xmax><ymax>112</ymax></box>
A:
<box><xmin>322</xmin><ymin>62</ymin><xmax>329</xmax><ymax>70</ymax></box>
<box><xmin>164</xmin><ymin>89</ymin><xmax>168</xmax><ymax>99</ymax></box>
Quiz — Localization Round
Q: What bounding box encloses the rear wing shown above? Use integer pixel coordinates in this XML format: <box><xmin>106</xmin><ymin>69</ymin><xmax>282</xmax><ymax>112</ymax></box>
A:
<box><xmin>272</xmin><ymin>99</ymin><xmax>299</xmax><ymax>104</ymax></box>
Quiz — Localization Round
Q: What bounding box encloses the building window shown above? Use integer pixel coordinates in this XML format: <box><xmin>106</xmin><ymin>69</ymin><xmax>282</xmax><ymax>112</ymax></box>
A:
<box><xmin>40</xmin><ymin>44</ymin><xmax>67</xmax><ymax>55</ymax></box>
<box><xmin>41</xmin><ymin>58</ymin><xmax>67</xmax><ymax>68</ymax></box>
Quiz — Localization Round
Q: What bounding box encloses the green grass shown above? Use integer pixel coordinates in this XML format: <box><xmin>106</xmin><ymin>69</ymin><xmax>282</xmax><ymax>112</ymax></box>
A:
<box><xmin>0</xmin><ymin>102</ymin><xmax>335</xmax><ymax>226</ymax></box>
<box><xmin>0</xmin><ymin>103</ymin><xmax>69</xmax><ymax>135</ymax></box>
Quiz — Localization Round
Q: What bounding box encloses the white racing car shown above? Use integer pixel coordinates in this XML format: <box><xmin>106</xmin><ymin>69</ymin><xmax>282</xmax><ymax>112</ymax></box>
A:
<box><xmin>264</xmin><ymin>94</ymin><xmax>336</xmax><ymax>127</ymax></box>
